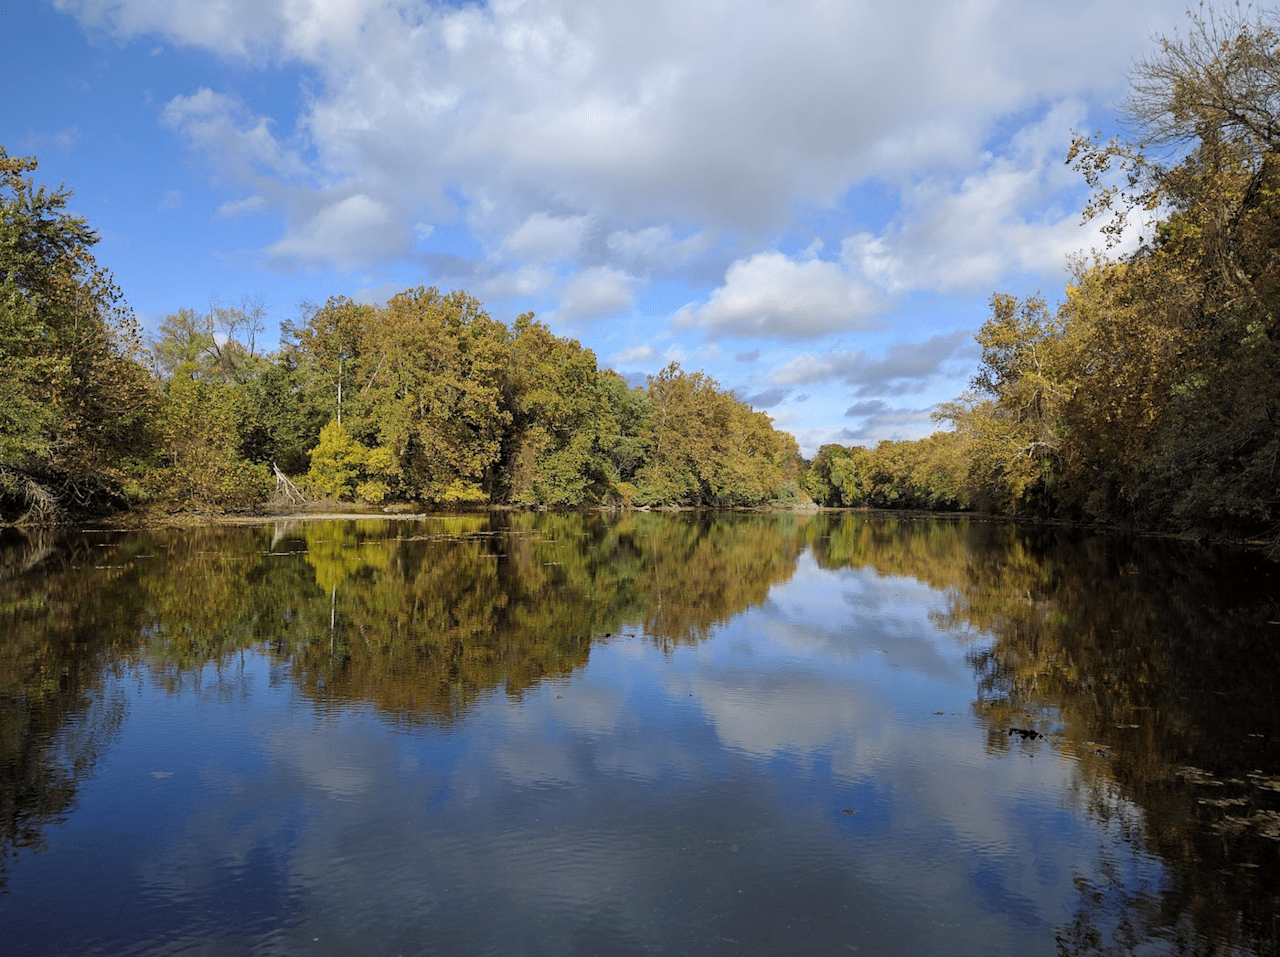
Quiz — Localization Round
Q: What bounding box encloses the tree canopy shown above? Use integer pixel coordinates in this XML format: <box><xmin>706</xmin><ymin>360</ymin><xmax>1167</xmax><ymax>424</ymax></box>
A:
<box><xmin>0</xmin><ymin>149</ymin><xmax>154</xmax><ymax>522</ymax></box>
<box><xmin>9</xmin><ymin>5</ymin><xmax>1280</xmax><ymax>546</ymax></box>
<box><xmin>805</xmin><ymin>7</ymin><xmax>1280</xmax><ymax>552</ymax></box>
<box><xmin>0</xmin><ymin>144</ymin><xmax>803</xmax><ymax>522</ymax></box>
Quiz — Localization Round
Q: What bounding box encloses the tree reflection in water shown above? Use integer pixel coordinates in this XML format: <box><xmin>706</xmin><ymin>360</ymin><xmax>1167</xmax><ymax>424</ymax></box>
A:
<box><xmin>1</xmin><ymin>512</ymin><xmax>1277</xmax><ymax>953</ymax></box>
<box><xmin>807</xmin><ymin>515</ymin><xmax>1280</xmax><ymax>955</ymax></box>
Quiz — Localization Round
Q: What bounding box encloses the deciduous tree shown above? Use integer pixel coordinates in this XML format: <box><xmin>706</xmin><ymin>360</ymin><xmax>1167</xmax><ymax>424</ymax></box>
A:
<box><xmin>0</xmin><ymin>149</ymin><xmax>154</xmax><ymax>521</ymax></box>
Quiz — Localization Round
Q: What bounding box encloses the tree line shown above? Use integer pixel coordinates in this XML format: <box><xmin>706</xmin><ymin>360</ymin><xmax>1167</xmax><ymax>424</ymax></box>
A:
<box><xmin>5</xmin><ymin>9</ymin><xmax>1278</xmax><ymax>544</ymax></box>
<box><xmin>805</xmin><ymin>8</ymin><xmax>1280</xmax><ymax>553</ymax></box>
<box><xmin>0</xmin><ymin>151</ymin><xmax>802</xmax><ymax>520</ymax></box>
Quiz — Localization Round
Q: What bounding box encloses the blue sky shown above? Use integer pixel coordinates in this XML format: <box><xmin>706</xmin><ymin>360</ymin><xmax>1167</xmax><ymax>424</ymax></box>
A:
<box><xmin>3</xmin><ymin>0</ymin><xmax>1192</xmax><ymax>454</ymax></box>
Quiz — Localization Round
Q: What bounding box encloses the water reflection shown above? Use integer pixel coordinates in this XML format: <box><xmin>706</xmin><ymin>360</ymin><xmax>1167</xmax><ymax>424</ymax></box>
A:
<box><xmin>0</xmin><ymin>513</ymin><xmax>1277</xmax><ymax>955</ymax></box>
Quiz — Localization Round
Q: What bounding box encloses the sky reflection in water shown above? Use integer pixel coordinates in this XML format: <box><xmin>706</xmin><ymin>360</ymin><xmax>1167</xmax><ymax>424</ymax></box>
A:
<box><xmin>0</xmin><ymin>514</ymin><xmax>1275</xmax><ymax>956</ymax></box>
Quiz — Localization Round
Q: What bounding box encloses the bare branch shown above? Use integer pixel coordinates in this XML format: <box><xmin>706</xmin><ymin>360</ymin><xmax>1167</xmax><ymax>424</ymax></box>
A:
<box><xmin>1126</xmin><ymin>4</ymin><xmax>1280</xmax><ymax>159</ymax></box>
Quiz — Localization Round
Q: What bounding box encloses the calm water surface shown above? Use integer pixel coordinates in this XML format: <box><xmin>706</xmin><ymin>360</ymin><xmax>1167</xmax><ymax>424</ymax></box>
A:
<box><xmin>1</xmin><ymin>512</ymin><xmax>1277</xmax><ymax>956</ymax></box>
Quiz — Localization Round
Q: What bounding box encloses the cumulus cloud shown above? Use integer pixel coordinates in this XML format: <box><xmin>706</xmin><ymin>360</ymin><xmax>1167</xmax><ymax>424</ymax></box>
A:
<box><xmin>55</xmin><ymin>0</ymin><xmax>383</xmax><ymax>64</ymax></box>
<box><xmin>837</xmin><ymin>403</ymin><xmax>940</xmax><ymax>444</ymax></box>
<box><xmin>267</xmin><ymin>193</ymin><xmax>410</xmax><ymax>271</ymax></box>
<box><xmin>60</xmin><ymin>0</ymin><xmax>1191</xmax><ymax>282</ymax></box>
<box><xmin>610</xmin><ymin>344</ymin><xmax>657</xmax><ymax>365</ymax></box>
<box><xmin>476</xmin><ymin>263</ymin><xmax>555</xmax><ymax>301</ymax></box>
<box><xmin>844</xmin><ymin>399</ymin><xmax>890</xmax><ymax>418</ymax></box>
<box><xmin>605</xmin><ymin>226</ymin><xmax>708</xmax><ymax>270</ymax></box>
<box><xmin>216</xmin><ymin>195</ymin><xmax>266</xmax><ymax>216</ymax></box>
<box><xmin>555</xmin><ymin>266</ymin><xmax>634</xmax><ymax>323</ymax></box>
<box><xmin>851</xmin><ymin>101</ymin><xmax>1109</xmax><ymax>294</ymax></box>
<box><xmin>674</xmin><ymin>250</ymin><xmax>887</xmax><ymax>340</ymax></box>
<box><xmin>50</xmin><ymin>0</ymin><xmax>1190</xmax><ymax>456</ymax></box>
<box><xmin>161</xmin><ymin>88</ymin><xmax>306</xmax><ymax>182</ymax></box>
<box><xmin>22</xmin><ymin>125</ymin><xmax>80</xmax><ymax>154</ymax></box>
<box><xmin>501</xmin><ymin>213</ymin><xmax>591</xmax><ymax>262</ymax></box>
<box><xmin>770</xmin><ymin>330</ymin><xmax>973</xmax><ymax>394</ymax></box>
<box><xmin>742</xmin><ymin>387</ymin><xmax>791</xmax><ymax>409</ymax></box>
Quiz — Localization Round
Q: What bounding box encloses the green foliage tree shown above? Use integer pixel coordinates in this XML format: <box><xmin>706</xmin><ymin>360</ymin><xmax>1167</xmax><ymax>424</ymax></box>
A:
<box><xmin>3</xmin><ymin>153</ymin><xmax>808</xmax><ymax>520</ymax></box>
<box><xmin>146</xmin><ymin>302</ymin><xmax>275</xmax><ymax>510</ymax></box>
<box><xmin>153</xmin><ymin>372</ymin><xmax>272</xmax><ymax>509</ymax></box>
<box><xmin>806</xmin><ymin>435</ymin><xmax>970</xmax><ymax>511</ymax></box>
<box><xmin>284</xmin><ymin>295</ymin><xmax>372</xmax><ymax>430</ymax></box>
<box><xmin>0</xmin><ymin>148</ymin><xmax>155</xmax><ymax>521</ymax></box>
<box><xmin>503</xmin><ymin>316</ymin><xmax>612</xmax><ymax>505</ymax></box>
<box><xmin>635</xmin><ymin>363</ymin><xmax>796</xmax><ymax>507</ymax></box>
<box><xmin>355</xmin><ymin>444</ymin><xmax>401</xmax><ymax>504</ymax></box>
<box><xmin>637</xmin><ymin>363</ymin><xmax>712</xmax><ymax>504</ymax></box>
<box><xmin>149</xmin><ymin>297</ymin><xmax>269</xmax><ymax>385</ymax></box>
<box><xmin>238</xmin><ymin>355</ymin><xmax>328</xmax><ymax>476</ymax></box>
<box><xmin>360</xmin><ymin>288</ymin><xmax>511</xmax><ymax>503</ymax></box>
<box><xmin>292</xmin><ymin>289</ymin><xmax>515</xmax><ymax>504</ymax></box>
<box><xmin>808</xmin><ymin>8</ymin><xmax>1280</xmax><ymax>546</ymax></box>
<box><xmin>804</xmin><ymin>444</ymin><xmax>850</xmax><ymax>506</ymax></box>
<box><xmin>149</xmin><ymin>308</ymin><xmax>216</xmax><ymax>380</ymax></box>
<box><xmin>596</xmin><ymin>370</ymin><xmax>651</xmax><ymax>493</ymax></box>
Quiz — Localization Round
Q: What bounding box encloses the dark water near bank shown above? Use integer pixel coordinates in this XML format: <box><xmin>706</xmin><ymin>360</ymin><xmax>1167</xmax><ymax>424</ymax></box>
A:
<box><xmin>1</xmin><ymin>512</ymin><xmax>1278</xmax><ymax>956</ymax></box>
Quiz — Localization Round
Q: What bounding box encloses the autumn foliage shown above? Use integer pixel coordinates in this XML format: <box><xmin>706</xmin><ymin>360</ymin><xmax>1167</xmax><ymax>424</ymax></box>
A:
<box><xmin>5</xmin><ymin>9</ymin><xmax>1279</xmax><ymax>543</ymax></box>
<box><xmin>0</xmin><ymin>162</ymin><xmax>800</xmax><ymax>520</ymax></box>
<box><xmin>807</xmin><ymin>7</ymin><xmax>1280</xmax><ymax>552</ymax></box>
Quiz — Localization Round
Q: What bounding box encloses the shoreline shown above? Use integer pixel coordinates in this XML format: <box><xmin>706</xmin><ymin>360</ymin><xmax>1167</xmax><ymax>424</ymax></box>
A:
<box><xmin>7</xmin><ymin>501</ymin><xmax>1271</xmax><ymax>558</ymax></box>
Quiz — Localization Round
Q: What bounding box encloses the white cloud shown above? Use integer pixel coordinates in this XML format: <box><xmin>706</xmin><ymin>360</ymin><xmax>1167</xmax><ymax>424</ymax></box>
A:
<box><xmin>555</xmin><ymin>266</ymin><xmax>633</xmax><ymax>323</ymax></box>
<box><xmin>267</xmin><ymin>193</ymin><xmax>407</xmax><ymax>270</ymax></box>
<box><xmin>790</xmin><ymin>402</ymin><xmax>940</xmax><ymax>453</ymax></box>
<box><xmin>675</xmin><ymin>250</ymin><xmax>886</xmax><ymax>340</ymax></box>
<box><xmin>63</xmin><ymin>0</ymin><xmax>1193</xmax><ymax>281</ymax></box>
<box><xmin>610</xmin><ymin>344</ymin><xmax>657</xmax><ymax>365</ymax></box>
<box><xmin>501</xmin><ymin>212</ymin><xmax>591</xmax><ymax>262</ymax></box>
<box><xmin>23</xmin><ymin>125</ymin><xmax>80</xmax><ymax>154</ymax></box>
<box><xmin>844</xmin><ymin>101</ymin><xmax>1131</xmax><ymax>296</ymax></box>
<box><xmin>56</xmin><ymin>0</ymin><xmax>390</xmax><ymax>64</ymax></box>
<box><xmin>161</xmin><ymin>88</ymin><xmax>306</xmax><ymax>182</ymax></box>
<box><xmin>843</xmin><ymin>233</ymin><xmax>905</xmax><ymax>293</ymax></box>
<box><xmin>53</xmin><ymin>0</ymin><xmax>1190</xmax><ymax>453</ymax></box>
<box><xmin>55</xmin><ymin>0</ymin><xmax>285</xmax><ymax>60</ymax></box>
<box><xmin>836</xmin><ymin>403</ymin><xmax>940</xmax><ymax>444</ymax></box>
<box><xmin>477</xmin><ymin>263</ymin><xmax>554</xmax><ymax>301</ymax></box>
<box><xmin>741</xmin><ymin>386</ymin><xmax>790</xmax><ymax>409</ymax></box>
<box><xmin>605</xmin><ymin>226</ymin><xmax>708</xmax><ymax>270</ymax></box>
<box><xmin>770</xmin><ymin>330</ymin><xmax>973</xmax><ymax>393</ymax></box>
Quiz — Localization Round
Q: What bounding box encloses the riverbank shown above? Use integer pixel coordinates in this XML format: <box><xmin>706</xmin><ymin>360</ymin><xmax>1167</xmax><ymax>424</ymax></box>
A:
<box><xmin>31</xmin><ymin>498</ymin><xmax>1267</xmax><ymax>560</ymax></box>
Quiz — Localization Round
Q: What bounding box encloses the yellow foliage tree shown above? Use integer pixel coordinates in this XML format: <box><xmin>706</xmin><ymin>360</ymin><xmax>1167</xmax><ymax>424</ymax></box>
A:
<box><xmin>307</xmin><ymin>419</ymin><xmax>367</xmax><ymax>500</ymax></box>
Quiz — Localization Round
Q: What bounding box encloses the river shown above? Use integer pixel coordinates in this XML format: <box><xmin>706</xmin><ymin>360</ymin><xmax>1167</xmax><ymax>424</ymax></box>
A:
<box><xmin>1</xmin><ymin>511</ymin><xmax>1277</xmax><ymax>955</ymax></box>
